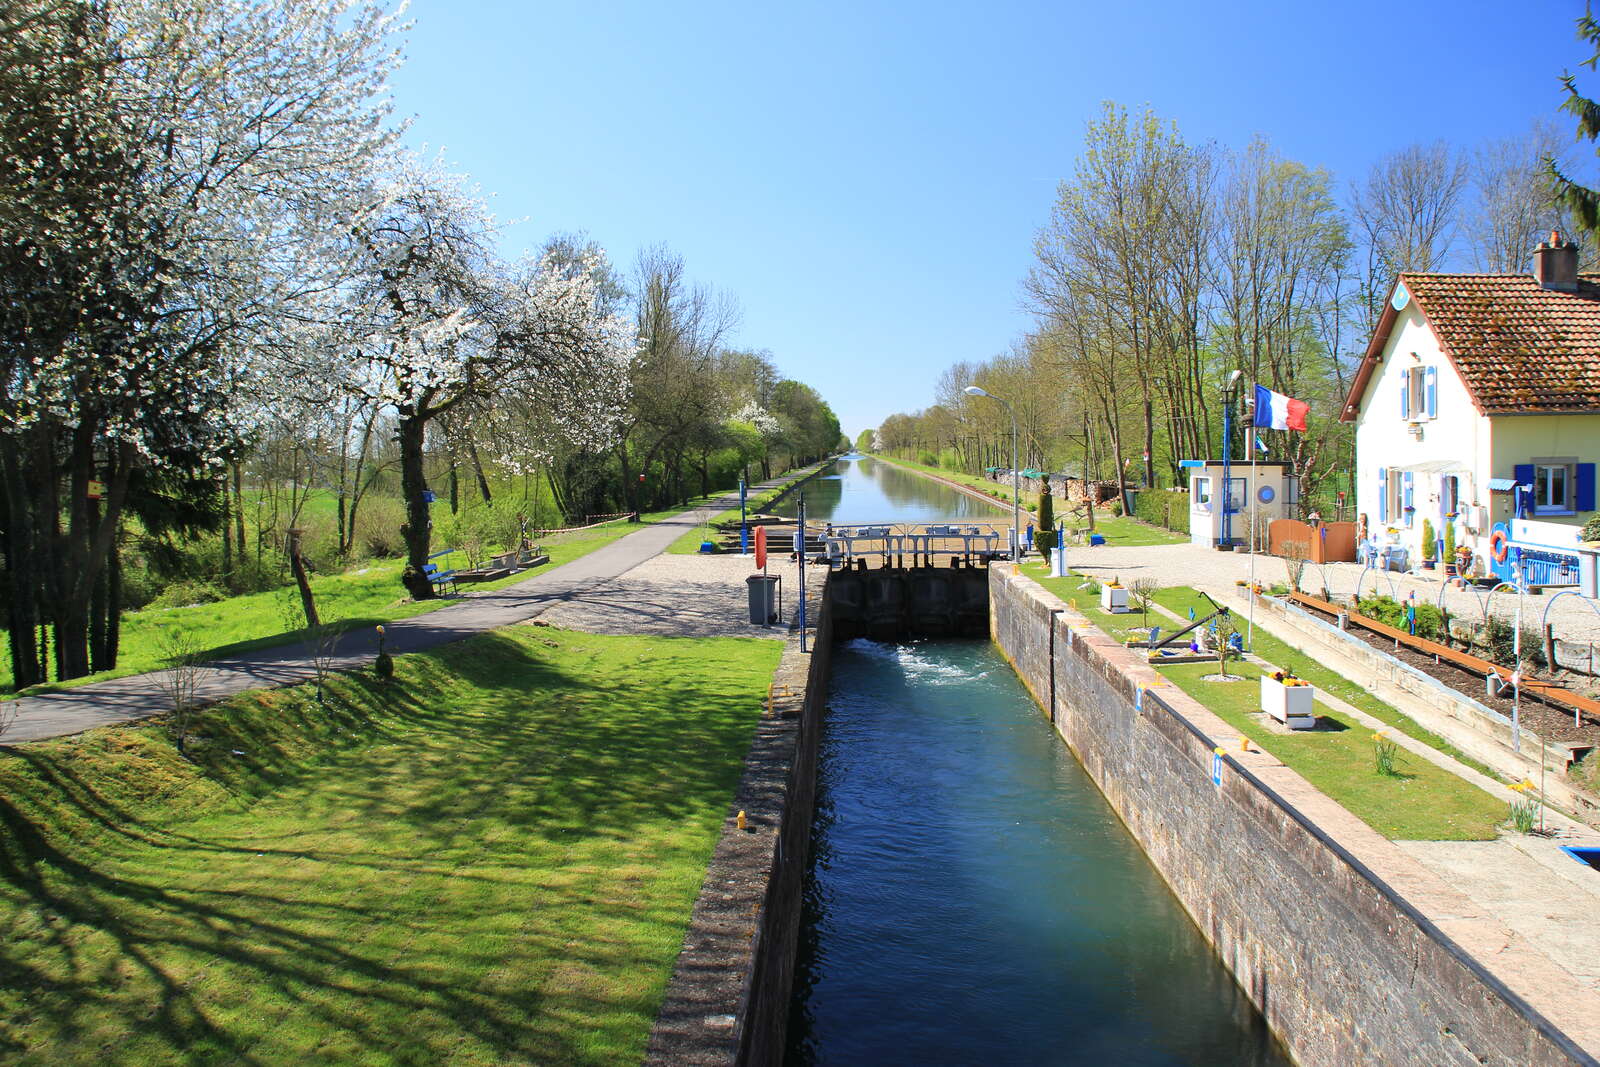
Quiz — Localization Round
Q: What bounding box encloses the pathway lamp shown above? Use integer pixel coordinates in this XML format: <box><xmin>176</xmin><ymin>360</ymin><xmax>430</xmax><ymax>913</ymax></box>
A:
<box><xmin>966</xmin><ymin>385</ymin><xmax>1019</xmax><ymax>562</ymax></box>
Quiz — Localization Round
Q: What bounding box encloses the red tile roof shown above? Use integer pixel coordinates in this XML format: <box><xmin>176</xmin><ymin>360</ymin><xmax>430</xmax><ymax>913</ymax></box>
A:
<box><xmin>1341</xmin><ymin>272</ymin><xmax>1600</xmax><ymax>420</ymax></box>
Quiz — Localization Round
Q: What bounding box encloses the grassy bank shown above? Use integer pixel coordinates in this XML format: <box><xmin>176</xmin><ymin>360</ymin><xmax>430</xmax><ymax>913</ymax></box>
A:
<box><xmin>665</xmin><ymin>463</ymin><xmax>826</xmax><ymax>555</ymax></box>
<box><xmin>1021</xmin><ymin>564</ymin><xmax>1505</xmax><ymax>841</ymax></box>
<box><xmin>869</xmin><ymin>455</ymin><xmax>1187</xmax><ymax>547</ymax></box>
<box><xmin>0</xmin><ymin>626</ymin><xmax>780</xmax><ymax>1062</ymax></box>
<box><xmin>5</xmin><ymin>511</ymin><xmax>691</xmax><ymax>699</ymax></box>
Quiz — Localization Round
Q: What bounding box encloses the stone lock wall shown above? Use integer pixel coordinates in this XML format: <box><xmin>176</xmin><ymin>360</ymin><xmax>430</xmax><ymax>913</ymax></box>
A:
<box><xmin>989</xmin><ymin>566</ymin><xmax>1598</xmax><ymax>1067</ymax></box>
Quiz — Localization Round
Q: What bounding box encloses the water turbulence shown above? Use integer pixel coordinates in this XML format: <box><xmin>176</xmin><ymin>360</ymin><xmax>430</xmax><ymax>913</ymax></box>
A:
<box><xmin>787</xmin><ymin>638</ymin><xmax>1286</xmax><ymax>1065</ymax></box>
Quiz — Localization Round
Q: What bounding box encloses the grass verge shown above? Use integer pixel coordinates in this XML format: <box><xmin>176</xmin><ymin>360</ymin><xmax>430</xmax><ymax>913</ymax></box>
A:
<box><xmin>0</xmin><ymin>626</ymin><xmax>781</xmax><ymax>1063</ymax></box>
<box><xmin>1020</xmin><ymin>562</ymin><xmax>1506</xmax><ymax>841</ymax></box>
<box><xmin>5</xmin><ymin>514</ymin><xmax>683</xmax><ymax>700</ymax></box>
<box><xmin>869</xmin><ymin>456</ymin><xmax>1187</xmax><ymax>546</ymax></box>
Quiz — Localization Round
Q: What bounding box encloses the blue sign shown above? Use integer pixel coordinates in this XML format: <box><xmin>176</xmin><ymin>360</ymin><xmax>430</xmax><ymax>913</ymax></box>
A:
<box><xmin>1211</xmin><ymin>748</ymin><xmax>1224</xmax><ymax>786</ymax></box>
<box><xmin>421</xmin><ymin>490</ymin><xmax>436</xmax><ymax>504</ymax></box>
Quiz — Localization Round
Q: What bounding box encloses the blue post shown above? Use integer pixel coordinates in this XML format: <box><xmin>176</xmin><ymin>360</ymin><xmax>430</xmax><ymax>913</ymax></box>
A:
<box><xmin>739</xmin><ymin>473</ymin><xmax>748</xmax><ymax>555</ymax></box>
<box><xmin>1221</xmin><ymin>386</ymin><xmax>1234</xmax><ymax>547</ymax></box>
<box><xmin>798</xmin><ymin>493</ymin><xmax>808</xmax><ymax>653</ymax></box>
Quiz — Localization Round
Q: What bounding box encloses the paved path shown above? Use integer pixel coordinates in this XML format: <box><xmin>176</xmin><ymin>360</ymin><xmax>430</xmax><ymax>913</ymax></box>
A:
<box><xmin>2</xmin><ymin>470</ymin><xmax>819</xmax><ymax>745</ymax></box>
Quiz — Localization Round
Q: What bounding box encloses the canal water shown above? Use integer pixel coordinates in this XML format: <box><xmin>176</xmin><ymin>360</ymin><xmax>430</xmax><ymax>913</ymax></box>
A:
<box><xmin>786</xmin><ymin>640</ymin><xmax>1287</xmax><ymax>1065</ymax></box>
<box><xmin>771</xmin><ymin>453</ymin><xmax>1005</xmax><ymax>525</ymax></box>
<box><xmin>782</xmin><ymin>456</ymin><xmax>1286</xmax><ymax>1065</ymax></box>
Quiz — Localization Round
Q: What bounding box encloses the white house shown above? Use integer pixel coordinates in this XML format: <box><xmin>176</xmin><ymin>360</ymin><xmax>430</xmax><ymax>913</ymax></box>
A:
<box><xmin>1342</xmin><ymin>232</ymin><xmax>1600</xmax><ymax>583</ymax></box>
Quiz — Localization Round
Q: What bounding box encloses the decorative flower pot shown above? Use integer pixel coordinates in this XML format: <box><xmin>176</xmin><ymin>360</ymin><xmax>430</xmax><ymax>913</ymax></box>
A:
<box><xmin>1100</xmin><ymin>584</ymin><xmax>1129</xmax><ymax>613</ymax></box>
<box><xmin>1422</xmin><ymin>558</ymin><xmax>1435</xmax><ymax>570</ymax></box>
<box><xmin>1261</xmin><ymin>675</ymin><xmax>1316</xmax><ymax>729</ymax></box>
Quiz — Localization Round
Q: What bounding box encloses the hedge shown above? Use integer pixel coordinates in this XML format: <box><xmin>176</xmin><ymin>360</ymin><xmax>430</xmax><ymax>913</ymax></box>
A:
<box><xmin>1132</xmin><ymin>488</ymin><xmax>1190</xmax><ymax>535</ymax></box>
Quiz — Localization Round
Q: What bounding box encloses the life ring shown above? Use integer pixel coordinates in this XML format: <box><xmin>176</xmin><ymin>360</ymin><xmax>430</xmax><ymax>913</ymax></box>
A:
<box><xmin>1489</xmin><ymin>530</ymin><xmax>1509</xmax><ymax>564</ymax></box>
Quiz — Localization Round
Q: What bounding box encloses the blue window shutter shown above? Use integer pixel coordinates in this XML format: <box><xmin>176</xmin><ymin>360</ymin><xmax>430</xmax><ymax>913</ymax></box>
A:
<box><xmin>1425</xmin><ymin>367</ymin><xmax>1438</xmax><ymax>418</ymax></box>
<box><xmin>1399</xmin><ymin>376</ymin><xmax>1409</xmax><ymax>419</ymax></box>
<box><xmin>1579</xmin><ymin>463</ymin><xmax>1596</xmax><ymax>512</ymax></box>
<box><xmin>1513</xmin><ymin>463</ymin><xmax>1534</xmax><ymax>518</ymax></box>
<box><xmin>1403</xmin><ymin>472</ymin><xmax>1414</xmax><ymax>517</ymax></box>
<box><xmin>1378</xmin><ymin>468</ymin><xmax>1388</xmax><ymax>521</ymax></box>
<box><xmin>1514</xmin><ymin>463</ymin><xmax>1534</xmax><ymax>487</ymax></box>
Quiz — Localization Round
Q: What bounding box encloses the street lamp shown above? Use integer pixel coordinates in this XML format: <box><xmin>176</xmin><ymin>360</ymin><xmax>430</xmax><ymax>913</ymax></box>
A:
<box><xmin>966</xmin><ymin>385</ymin><xmax>1020</xmax><ymax>561</ymax></box>
<box><xmin>1221</xmin><ymin>369</ymin><xmax>1244</xmax><ymax>548</ymax></box>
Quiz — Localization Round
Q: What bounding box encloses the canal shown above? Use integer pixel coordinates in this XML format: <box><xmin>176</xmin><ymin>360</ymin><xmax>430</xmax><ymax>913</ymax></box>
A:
<box><xmin>771</xmin><ymin>453</ymin><xmax>1004</xmax><ymax>525</ymax></box>
<box><xmin>782</xmin><ymin>456</ymin><xmax>1287</xmax><ymax>1065</ymax></box>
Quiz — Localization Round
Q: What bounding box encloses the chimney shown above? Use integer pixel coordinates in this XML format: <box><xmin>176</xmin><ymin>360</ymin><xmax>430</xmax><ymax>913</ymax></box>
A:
<box><xmin>1533</xmin><ymin>229</ymin><xmax>1579</xmax><ymax>291</ymax></box>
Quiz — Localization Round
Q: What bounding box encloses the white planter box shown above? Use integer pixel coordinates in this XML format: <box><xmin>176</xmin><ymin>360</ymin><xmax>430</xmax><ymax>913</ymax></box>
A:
<box><xmin>1101</xmin><ymin>585</ymin><xmax>1130</xmax><ymax>613</ymax></box>
<box><xmin>1261</xmin><ymin>675</ymin><xmax>1316</xmax><ymax>729</ymax></box>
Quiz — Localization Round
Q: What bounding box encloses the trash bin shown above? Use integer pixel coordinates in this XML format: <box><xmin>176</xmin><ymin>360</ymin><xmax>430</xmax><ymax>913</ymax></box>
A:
<box><xmin>746</xmin><ymin>574</ymin><xmax>781</xmax><ymax>625</ymax></box>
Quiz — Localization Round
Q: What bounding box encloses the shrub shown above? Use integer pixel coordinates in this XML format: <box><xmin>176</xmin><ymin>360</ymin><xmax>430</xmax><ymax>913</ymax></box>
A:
<box><xmin>354</xmin><ymin>496</ymin><xmax>407</xmax><ymax>559</ymax></box>
<box><xmin>1584</xmin><ymin>514</ymin><xmax>1600</xmax><ymax>542</ymax></box>
<box><xmin>1036</xmin><ymin>484</ymin><xmax>1056</xmax><ymax>551</ymax></box>
<box><xmin>1131</xmin><ymin>488</ymin><xmax>1190</xmax><ymax>534</ymax></box>
<box><xmin>1110</xmin><ymin>497</ymin><xmax>1124</xmax><ymax>517</ymax></box>
<box><xmin>1480</xmin><ymin>615</ymin><xmax>1547</xmax><ymax>670</ymax></box>
<box><xmin>147</xmin><ymin>579</ymin><xmax>229</xmax><ymax>611</ymax></box>
<box><xmin>1421</xmin><ymin>518</ymin><xmax>1436</xmax><ymax>559</ymax></box>
<box><xmin>917</xmin><ymin>450</ymin><xmax>939</xmax><ymax>467</ymax></box>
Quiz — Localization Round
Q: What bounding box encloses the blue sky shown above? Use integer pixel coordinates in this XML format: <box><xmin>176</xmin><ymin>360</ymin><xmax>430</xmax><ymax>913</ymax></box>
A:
<box><xmin>390</xmin><ymin>1</ymin><xmax>1592</xmax><ymax>439</ymax></box>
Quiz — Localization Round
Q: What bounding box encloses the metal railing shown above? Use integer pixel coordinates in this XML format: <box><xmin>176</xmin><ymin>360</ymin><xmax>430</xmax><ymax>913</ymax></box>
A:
<box><xmin>818</xmin><ymin>520</ymin><xmax>1013</xmax><ymax>568</ymax></box>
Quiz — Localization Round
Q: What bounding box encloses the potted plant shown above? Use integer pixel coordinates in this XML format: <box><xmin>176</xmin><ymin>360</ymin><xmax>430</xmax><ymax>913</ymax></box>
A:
<box><xmin>1421</xmin><ymin>518</ymin><xmax>1436</xmax><ymax>569</ymax></box>
<box><xmin>1260</xmin><ymin>668</ymin><xmax>1316</xmax><ymax>729</ymax></box>
<box><xmin>1443</xmin><ymin>522</ymin><xmax>1457</xmax><ymax>576</ymax></box>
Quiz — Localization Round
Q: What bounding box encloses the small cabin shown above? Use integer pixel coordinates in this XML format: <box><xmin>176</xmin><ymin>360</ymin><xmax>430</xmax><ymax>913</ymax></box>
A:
<box><xmin>1181</xmin><ymin>459</ymin><xmax>1298</xmax><ymax>549</ymax></box>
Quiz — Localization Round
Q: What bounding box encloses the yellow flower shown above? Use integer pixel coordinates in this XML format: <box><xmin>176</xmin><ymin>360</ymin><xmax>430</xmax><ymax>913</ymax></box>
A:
<box><xmin>1371</xmin><ymin>731</ymin><xmax>1385</xmax><ymax>742</ymax></box>
<box><xmin>376</xmin><ymin>625</ymin><xmax>385</xmax><ymax>635</ymax></box>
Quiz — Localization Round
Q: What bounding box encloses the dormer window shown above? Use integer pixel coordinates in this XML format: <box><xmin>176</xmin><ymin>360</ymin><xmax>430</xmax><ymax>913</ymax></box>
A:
<box><xmin>1400</xmin><ymin>363</ymin><xmax>1437</xmax><ymax>422</ymax></box>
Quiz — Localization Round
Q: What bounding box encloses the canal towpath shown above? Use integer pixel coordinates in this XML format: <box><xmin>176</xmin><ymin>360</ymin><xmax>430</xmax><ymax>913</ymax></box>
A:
<box><xmin>1</xmin><ymin>467</ymin><xmax>823</xmax><ymax>745</ymax></box>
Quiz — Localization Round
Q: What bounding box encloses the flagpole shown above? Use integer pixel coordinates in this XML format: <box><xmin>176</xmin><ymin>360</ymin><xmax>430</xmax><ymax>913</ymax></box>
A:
<box><xmin>1248</xmin><ymin>417</ymin><xmax>1258</xmax><ymax>653</ymax></box>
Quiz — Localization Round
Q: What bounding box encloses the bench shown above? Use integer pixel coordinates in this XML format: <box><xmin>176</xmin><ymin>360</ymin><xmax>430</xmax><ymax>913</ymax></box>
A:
<box><xmin>422</xmin><ymin>558</ymin><xmax>458</xmax><ymax>595</ymax></box>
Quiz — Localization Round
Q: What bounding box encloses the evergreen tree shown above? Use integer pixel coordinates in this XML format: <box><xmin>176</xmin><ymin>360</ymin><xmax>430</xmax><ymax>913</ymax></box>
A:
<box><xmin>1552</xmin><ymin>8</ymin><xmax>1600</xmax><ymax>230</ymax></box>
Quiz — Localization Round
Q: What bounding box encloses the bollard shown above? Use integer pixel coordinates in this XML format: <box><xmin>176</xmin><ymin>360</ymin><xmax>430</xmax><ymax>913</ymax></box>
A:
<box><xmin>1051</xmin><ymin>544</ymin><xmax>1067</xmax><ymax>578</ymax></box>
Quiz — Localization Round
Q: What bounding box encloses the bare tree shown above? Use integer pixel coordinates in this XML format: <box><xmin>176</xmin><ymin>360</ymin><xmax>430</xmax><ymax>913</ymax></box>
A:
<box><xmin>1470</xmin><ymin>121</ymin><xmax>1589</xmax><ymax>273</ymax></box>
<box><xmin>156</xmin><ymin>630</ymin><xmax>209</xmax><ymax>759</ymax></box>
<box><xmin>1130</xmin><ymin>577</ymin><xmax>1159</xmax><ymax>630</ymax></box>
<box><xmin>1351</xmin><ymin>142</ymin><xmax>1468</xmax><ymax>329</ymax></box>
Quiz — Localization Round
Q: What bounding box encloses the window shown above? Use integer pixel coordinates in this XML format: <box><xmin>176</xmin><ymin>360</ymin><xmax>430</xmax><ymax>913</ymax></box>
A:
<box><xmin>1388</xmin><ymin>473</ymin><xmax>1408</xmax><ymax>525</ymax></box>
<box><xmin>1535</xmin><ymin>462</ymin><xmax>1573</xmax><ymax>514</ymax></box>
<box><xmin>1399</xmin><ymin>364</ymin><xmax>1437</xmax><ymax>422</ymax></box>
<box><xmin>1441</xmin><ymin>475</ymin><xmax>1458</xmax><ymax>516</ymax></box>
<box><xmin>1226</xmin><ymin>477</ymin><xmax>1245</xmax><ymax>514</ymax></box>
<box><xmin>1195</xmin><ymin>477</ymin><xmax>1212</xmax><ymax>513</ymax></box>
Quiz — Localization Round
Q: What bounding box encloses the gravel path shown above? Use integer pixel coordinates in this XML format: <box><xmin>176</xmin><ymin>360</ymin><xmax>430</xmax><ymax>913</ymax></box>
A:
<box><xmin>538</xmin><ymin>552</ymin><xmax>816</xmax><ymax>639</ymax></box>
<box><xmin>1065</xmin><ymin>541</ymin><xmax>1600</xmax><ymax>645</ymax></box>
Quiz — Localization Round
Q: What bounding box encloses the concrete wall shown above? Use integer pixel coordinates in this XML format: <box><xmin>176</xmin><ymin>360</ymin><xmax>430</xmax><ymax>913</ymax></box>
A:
<box><xmin>990</xmin><ymin>566</ymin><xmax>1600</xmax><ymax>1067</ymax></box>
<box><xmin>645</xmin><ymin>587</ymin><xmax>833</xmax><ymax>1067</ymax></box>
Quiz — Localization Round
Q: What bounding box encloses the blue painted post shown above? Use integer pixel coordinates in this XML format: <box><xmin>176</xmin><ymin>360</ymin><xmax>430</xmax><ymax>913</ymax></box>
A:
<box><xmin>740</xmin><ymin>472</ymin><xmax>749</xmax><ymax>554</ymax></box>
<box><xmin>798</xmin><ymin>493</ymin><xmax>808</xmax><ymax>653</ymax></box>
<box><xmin>1221</xmin><ymin>387</ymin><xmax>1234</xmax><ymax>547</ymax></box>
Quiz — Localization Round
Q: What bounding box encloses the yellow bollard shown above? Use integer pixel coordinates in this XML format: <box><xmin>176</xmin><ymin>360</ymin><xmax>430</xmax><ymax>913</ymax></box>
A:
<box><xmin>736</xmin><ymin>810</ymin><xmax>747</xmax><ymax>831</ymax></box>
<box><xmin>1239</xmin><ymin>736</ymin><xmax>1252</xmax><ymax>753</ymax></box>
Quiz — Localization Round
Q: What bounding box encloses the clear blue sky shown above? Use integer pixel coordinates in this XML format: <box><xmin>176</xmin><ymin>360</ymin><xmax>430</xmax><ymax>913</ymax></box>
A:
<box><xmin>390</xmin><ymin>0</ymin><xmax>1592</xmax><ymax>439</ymax></box>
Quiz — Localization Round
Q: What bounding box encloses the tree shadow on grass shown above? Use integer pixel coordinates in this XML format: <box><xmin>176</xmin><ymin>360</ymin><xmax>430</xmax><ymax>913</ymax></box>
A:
<box><xmin>0</xmin><ymin>626</ymin><xmax>775</xmax><ymax>1063</ymax></box>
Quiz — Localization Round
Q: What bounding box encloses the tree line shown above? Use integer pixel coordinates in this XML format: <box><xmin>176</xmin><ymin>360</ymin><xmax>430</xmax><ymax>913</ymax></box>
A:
<box><xmin>872</xmin><ymin>99</ymin><xmax>1594</xmax><ymax>515</ymax></box>
<box><xmin>0</xmin><ymin>0</ymin><xmax>840</xmax><ymax>689</ymax></box>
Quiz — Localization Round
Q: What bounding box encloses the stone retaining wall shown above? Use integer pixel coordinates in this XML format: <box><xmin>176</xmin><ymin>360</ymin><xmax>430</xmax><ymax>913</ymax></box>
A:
<box><xmin>990</xmin><ymin>566</ymin><xmax>1600</xmax><ymax>1067</ymax></box>
<box><xmin>644</xmin><ymin>586</ymin><xmax>832</xmax><ymax>1066</ymax></box>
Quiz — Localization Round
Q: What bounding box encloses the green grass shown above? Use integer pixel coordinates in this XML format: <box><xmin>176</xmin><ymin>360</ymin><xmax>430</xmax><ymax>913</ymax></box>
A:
<box><xmin>0</xmin><ymin>626</ymin><xmax>781</xmax><ymax>1063</ymax></box>
<box><xmin>1019</xmin><ymin>563</ymin><xmax>1506</xmax><ymax>841</ymax></box>
<box><xmin>664</xmin><ymin>464</ymin><xmax>824</xmax><ymax>555</ymax></box>
<box><xmin>871</xmin><ymin>456</ymin><xmax>1186</xmax><ymax>546</ymax></box>
<box><xmin>1157</xmin><ymin>661</ymin><xmax>1504</xmax><ymax>840</ymax></box>
<box><xmin>6</xmin><ymin>519</ymin><xmax>656</xmax><ymax>699</ymax></box>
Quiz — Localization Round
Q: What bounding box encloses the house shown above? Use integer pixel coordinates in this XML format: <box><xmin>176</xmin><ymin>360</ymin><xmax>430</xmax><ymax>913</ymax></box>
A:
<box><xmin>1182</xmin><ymin>459</ymin><xmax>1296</xmax><ymax>549</ymax></box>
<box><xmin>1341</xmin><ymin>232</ymin><xmax>1600</xmax><ymax>583</ymax></box>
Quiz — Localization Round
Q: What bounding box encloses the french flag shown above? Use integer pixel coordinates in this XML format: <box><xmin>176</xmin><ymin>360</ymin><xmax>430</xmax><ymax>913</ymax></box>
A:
<box><xmin>1252</xmin><ymin>384</ymin><xmax>1308</xmax><ymax>432</ymax></box>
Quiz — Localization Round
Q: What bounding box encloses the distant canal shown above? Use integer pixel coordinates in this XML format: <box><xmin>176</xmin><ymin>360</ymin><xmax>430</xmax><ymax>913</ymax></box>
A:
<box><xmin>785</xmin><ymin>638</ymin><xmax>1288</xmax><ymax>1066</ymax></box>
<box><xmin>771</xmin><ymin>453</ymin><xmax>1004</xmax><ymax>525</ymax></box>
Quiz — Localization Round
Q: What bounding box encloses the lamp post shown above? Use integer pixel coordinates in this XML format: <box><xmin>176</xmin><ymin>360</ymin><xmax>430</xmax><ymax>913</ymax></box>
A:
<box><xmin>966</xmin><ymin>385</ymin><xmax>1019</xmax><ymax>561</ymax></box>
<box><xmin>1221</xmin><ymin>369</ymin><xmax>1243</xmax><ymax>547</ymax></box>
